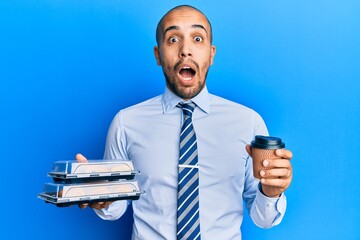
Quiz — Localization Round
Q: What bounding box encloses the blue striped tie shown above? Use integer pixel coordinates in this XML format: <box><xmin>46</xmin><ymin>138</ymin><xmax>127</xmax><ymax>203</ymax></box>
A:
<box><xmin>177</xmin><ymin>102</ymin><xmax>201</xmax><ymax>240</ymax></box>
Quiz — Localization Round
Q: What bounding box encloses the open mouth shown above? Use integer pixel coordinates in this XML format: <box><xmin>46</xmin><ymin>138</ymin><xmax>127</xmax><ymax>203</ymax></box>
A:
<box><xmin>179</xmin><ymin>66</ymin><xmax>196</xmax><ymax>81</ymax></box>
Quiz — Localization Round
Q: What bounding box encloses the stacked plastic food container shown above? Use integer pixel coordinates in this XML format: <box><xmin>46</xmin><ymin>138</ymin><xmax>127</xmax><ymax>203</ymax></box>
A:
<box><xmin>38</xmin><ymin>160</ymin><xmax>143</xmax><ymax>207</ymax></box>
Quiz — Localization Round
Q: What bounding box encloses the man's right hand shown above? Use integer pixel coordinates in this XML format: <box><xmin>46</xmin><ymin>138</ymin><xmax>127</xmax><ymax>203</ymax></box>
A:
<box><xmin>75</xmin><ymin>153</ymin><xmax>114</xmax><ymax>210</ymax></box>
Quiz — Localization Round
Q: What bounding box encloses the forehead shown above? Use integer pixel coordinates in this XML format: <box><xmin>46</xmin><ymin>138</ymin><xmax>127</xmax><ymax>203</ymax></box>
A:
<box><xmin>161</xmin><ymin>8</ymin><xmax>210</xmax><ymax>32</ymax></box>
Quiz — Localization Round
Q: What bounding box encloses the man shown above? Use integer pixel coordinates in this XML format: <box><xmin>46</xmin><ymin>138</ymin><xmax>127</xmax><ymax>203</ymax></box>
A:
<box><xmin>76</xmin><ymin>5</ymin><xmax>293</xmax><ymax>239</ymax></box>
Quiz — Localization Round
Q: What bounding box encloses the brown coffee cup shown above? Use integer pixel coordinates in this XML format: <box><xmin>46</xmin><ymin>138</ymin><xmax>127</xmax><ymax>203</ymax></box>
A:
<box><xmin>250</xmin><ymin>135</ymin><xmax>285</xmax><ymax>180</ymax></box>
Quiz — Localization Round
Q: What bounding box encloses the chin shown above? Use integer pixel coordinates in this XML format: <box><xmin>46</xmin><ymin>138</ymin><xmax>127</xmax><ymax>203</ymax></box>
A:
<box><xmin>165</xmin><ymin>74</ymin><xmax>205</xmax><ymax>99</ymax></box>
<box><xmin>176</xmin><ymin>85</ymin><xmax>203</xmax><ymax>100</ymax></box>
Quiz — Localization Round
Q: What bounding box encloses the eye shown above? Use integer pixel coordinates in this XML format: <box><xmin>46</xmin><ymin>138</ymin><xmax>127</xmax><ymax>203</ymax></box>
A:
<box><xmin>194</xmin><ymin>36</ymin><xmax>203</xmax><ymax>42</ymax></box>
<box><xmin>168</xmin><ymin>37</ymin><xmax>179</xmax><ymax>43</ymax></box>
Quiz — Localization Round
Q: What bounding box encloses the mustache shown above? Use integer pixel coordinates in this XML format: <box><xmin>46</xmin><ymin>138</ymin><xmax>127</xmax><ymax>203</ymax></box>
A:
<box><xmin>174</xmin><ymin>58</ymin><xmax>200</xmax><ymax>72</ymax></box>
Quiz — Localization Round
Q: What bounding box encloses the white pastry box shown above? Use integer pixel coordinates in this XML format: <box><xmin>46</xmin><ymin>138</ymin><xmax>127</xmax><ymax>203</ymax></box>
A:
<box><xmin>48</xmin><ymin>160</ymin><xmax>139</xmax><ymax>182</ymax></box>
<box><xmin>38</xmin><ymin>180</ymin><xmax>143</xmax><ymax>207</ymax></box>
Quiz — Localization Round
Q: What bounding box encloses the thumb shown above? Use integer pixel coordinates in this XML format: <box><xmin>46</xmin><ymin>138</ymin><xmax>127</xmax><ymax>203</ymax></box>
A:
<box><xmin>76</xmin><ymin>153</ymin><xmax>88</xmax><ymax>163</ymax></box>
<box><xmin>245</xmin><ymin>144</ymin><xmax>252</xmax><ymax>157</ymax></box>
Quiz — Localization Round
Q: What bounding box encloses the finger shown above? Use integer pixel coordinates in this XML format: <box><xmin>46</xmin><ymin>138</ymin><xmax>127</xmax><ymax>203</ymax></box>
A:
<box><xmin>261</xmin><ymin>177</ymin><xmax>289</xmax><ymax>189</ymax></box>
<box><xmin>263</xmin><ymin>159</ymin><xmax>291</xmax><ymax>169</ymax></box>
<box><xmin>245</xmin><ymin>145</ymin><xmax>252</xmax><ymax>156</ymax></box>
<box><xmin>89</xmin><ymin>201</ymin><xmax>112</xmax><ymax>210</ymax></box>
<box><xmin>88</xmin><ymin>202</ymin><xmax>102</xmax><ymax>209</ymax></box>
<box><xmin>260</xmin><ymin>168</ymin><xmax>291</xmax><ymax>178</ymax></box>
<box><xmin>78</xmin><ymin>203</ymin><xmax>88</xmax><ymax>209</ymax></box>
<box><xmin>76</xmin><ymin>153</ymin><xmax>88</xmax><ymax>163</ymax></box>
<box><xmin>98</xmin><ymin>202</ymin><xmax>113</xmax><ymax>209</ymax></box>
<box><xmin>275</xmin><ymin>149</ymin><xmax>293</xmax><ymax>160</ymax></box>
<box><xmin>104</xmin><ymin>202</ymin><xmax>113</xmax><ymax>208</ymax></box>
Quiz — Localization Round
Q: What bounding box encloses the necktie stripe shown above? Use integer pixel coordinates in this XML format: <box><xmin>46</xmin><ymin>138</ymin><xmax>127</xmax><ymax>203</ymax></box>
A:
<box><xmin>179</xmin><ymin>156</ymin><xmax>198</xmax><ymax>175</ymax></box>
<box><xmin>180</xmin><ymin>119</ymin><xmax>192</xmax><ymax>135</ymax></box>
<box><xmin>180</xmin><ymin>130</ymin><xmax>195</xmax><ymax>148</ymax></box>
<box><xmin>179</xmin><ymin>139</ymin><xmax>197</xmax><ymax>161</ymax></box>
<box><xmin>178</xmin><ymin>172</ymin><xmax>199</xmax><ymax>197</ymax></box>
<box><xmin>177</xmin><ymin>208</ymin><xmax>200</xmax><ymax>235</ymax></box>
<box><xmin>180</xmin><ymin>146</ymin><xmax>197</xmax><ymax>164</ymax></box>
<box><xmin>193</xmin><ymin>229</ymin><xmax>201</xmax><ymax>240</ymax></box>
<box><xmin>178</xmin><ymin>193</ymin><xmax>199</xmax><ymax>222</ymax></box>
<box><xmin>185</xmin><ymin>223</ymin><xmax>201</xmax><ymax>240</ymax></box>
<box><xmin>182</xmin><ymin>105</ymin><xmax>195</xmax><ymax>113</ymax></box>
<box><xmin>178</xmin><ymin>184</ymin><xmax>199</xmax><ymax>210</ymax></box>
<box><xmin>180</xmin><ymin>134</ymin><xmax>196</xmax><ymax>156</ymax></box>
<box><xmin>179</xmin><ymin>164</ymin><xmax>197</xmax><ymax>184</ymax></box>
<box><xmin>177</xmin><ymin>102</ymin><xmax>200</xmax><ymax>239</ymax></box>
<box><xmin>178</xmin><ymin>199</ymin><xmax>199</xmax><ymax>226</ymax></box>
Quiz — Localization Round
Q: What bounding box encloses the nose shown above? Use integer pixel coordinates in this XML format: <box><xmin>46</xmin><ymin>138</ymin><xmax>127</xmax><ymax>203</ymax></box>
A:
<box><xmin>179</xmin><ymin>40</ymin><xmax>192</xmax><ymax>58</ymax></box>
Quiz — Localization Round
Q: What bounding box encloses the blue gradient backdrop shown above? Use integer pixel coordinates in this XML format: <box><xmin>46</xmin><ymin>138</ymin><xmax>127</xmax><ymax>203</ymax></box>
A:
<box><xmin>1</xmin><ymin>1</ymin><xmax>359</xmax><ymax>239</ymax></box>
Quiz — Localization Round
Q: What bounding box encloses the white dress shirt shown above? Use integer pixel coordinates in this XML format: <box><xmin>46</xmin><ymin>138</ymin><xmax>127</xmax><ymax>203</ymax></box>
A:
<box><xmin>95</xmin><ymin>86</ymin><xmax>286</xmax><ymax>239</ymax></box>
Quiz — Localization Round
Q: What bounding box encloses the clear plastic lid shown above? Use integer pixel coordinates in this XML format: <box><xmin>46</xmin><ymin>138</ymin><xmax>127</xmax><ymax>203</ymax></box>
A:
<box><xmin>48</xmin><ymin>160</ymin><xmax>139</xmax><ymax>181</ymax></box>
<box><xmin>38</xmin><ymin>180</ymin><xmax>144</xmax><ymax>207</ymax></box>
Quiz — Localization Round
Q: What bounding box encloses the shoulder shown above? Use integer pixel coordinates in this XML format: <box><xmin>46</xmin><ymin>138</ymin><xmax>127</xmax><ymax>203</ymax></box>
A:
<box><xmin>208</xmin><ymin>93</ymin><xmax>268</xmax><ymax>136</ymax></box>
<box><xmin>209</xmin><ymin>94</ymin><xmax>262</xmax><ymax>119</ymax></box>
<box><xmin>123</xmin><ymin>95</ymin><xmax>162</xmax><ymax>112</ymax></box>
<box><xmin>112</xmin><ymin>95</ymin><xmax>163</xmax><ymax>120</ymax></box>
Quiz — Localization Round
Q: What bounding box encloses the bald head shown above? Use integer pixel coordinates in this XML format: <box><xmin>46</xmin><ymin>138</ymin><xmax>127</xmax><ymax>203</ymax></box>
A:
<box><xmin>156</xmin><ymin>5</ymin><xmax>213</xmax><ymax>46</ymax></box>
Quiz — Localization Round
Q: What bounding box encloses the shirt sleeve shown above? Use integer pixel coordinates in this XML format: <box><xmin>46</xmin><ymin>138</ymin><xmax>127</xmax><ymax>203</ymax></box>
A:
<box><xmin>250</xmin><ymin>186</ymin><xmax>287</xmax><ymax>228</ymax></box>
<box><xmin>94</xmin><ymin>111</ymin><xmax>130</xmax><ymax>220</ymax></box>
<box><xmin>103</xmin><ymin>110</ymin><xmax>129</xmax><ymax>161</ymax></box>
<box><xmin>94</xmin><ymin>200</ymin><xmax>129</xmax><ymax>221</ymax></box>
<box><xmin>243</xmin><ymin>110</ymin><xmax>287</xmax><ymax>228</ymax></box>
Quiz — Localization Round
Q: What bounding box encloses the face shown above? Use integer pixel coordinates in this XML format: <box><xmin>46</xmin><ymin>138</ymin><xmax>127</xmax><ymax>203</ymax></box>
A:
<box><xmin>154</xmin><ymin>8</ymin><xmax>216</xmax><ymax>100</ymax></box>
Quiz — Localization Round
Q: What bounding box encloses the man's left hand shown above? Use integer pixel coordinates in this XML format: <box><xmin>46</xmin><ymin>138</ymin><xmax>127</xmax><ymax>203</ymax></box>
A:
<box><xmin>246</xmin><ymin>145</ymin><xmax>293</xmax><ymax>198</ymax></box>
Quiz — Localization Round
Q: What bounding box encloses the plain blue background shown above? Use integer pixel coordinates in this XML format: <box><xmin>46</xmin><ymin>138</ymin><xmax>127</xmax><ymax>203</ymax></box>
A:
<box><xmin>1</xmin><ymin>0</ymin><xmax>359</xmax><ymax>239</ymax></box>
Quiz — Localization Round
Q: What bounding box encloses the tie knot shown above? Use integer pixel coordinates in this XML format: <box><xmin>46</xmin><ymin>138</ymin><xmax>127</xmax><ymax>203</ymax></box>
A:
<box><xmin>179</xmin><ymin>102</ymin><xmax>196</xmax><ymax>117</ymax></box>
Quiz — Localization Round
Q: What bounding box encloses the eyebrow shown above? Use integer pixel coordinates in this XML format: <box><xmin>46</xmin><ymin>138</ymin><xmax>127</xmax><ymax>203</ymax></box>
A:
<box><xmin>163</xmin><ymin>25</ymin><xmax>179</xmax><ymax>36</ymax></box>
<box><xmin>163</xmin><ymin>24</ymin><xmax>208</xmax><ymax>37</ymax></box>
<box><xmin>192</xmin><ymin>24</ymin><xmax>207</xmax><ymax>33</ymax></box>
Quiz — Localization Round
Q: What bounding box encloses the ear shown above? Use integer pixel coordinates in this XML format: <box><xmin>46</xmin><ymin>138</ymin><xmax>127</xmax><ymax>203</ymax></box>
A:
<box><xmin>210</xmin><ymin>45</ymin><xmax>216</xmax><ymax>65</ymax></box>
<box><xmin>154</xmin><ymin>46</ymin><xmax>161</xmax><ymax>66</ymax></box>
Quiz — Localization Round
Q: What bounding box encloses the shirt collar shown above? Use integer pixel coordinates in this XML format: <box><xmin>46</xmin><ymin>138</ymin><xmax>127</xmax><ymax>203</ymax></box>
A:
<box><xmin>162</xmin><ymin>86</ymin><xmax>210</xmax><ymax>114</ymax></box>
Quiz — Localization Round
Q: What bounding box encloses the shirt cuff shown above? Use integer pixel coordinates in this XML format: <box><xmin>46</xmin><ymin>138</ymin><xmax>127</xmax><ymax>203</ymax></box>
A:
<box><xmin>94</xmin><ymin>200</ymin><xmax>128</xmax><ymax>221</ymax></box>
<box><xmin>255</xmin><ymin>185</ymin><xmax>287</xmax><ymax>226</ymax></box>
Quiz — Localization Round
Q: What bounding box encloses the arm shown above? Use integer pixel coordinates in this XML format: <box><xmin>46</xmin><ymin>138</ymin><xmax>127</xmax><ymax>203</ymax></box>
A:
<box><xmin>75</xmin><ymin>112</ymin><xmax>130</xmax><ymax>220</ymax></box>
<box><xmin>243</xmin><ymin>146</ymin><xmax>293</xmax><ymax>228</ymax></box>
<box><xmin>242</xmin><ymin>111</ymin><xmax>293</xmax><ymax>228</ymax></box>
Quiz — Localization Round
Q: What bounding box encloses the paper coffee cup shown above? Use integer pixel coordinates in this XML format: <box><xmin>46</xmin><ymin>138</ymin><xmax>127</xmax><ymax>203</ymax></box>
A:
<box><xmin>250</xmin><ymin>135</ymin><xmax>285</xmax><ymax>180</ymax></box>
